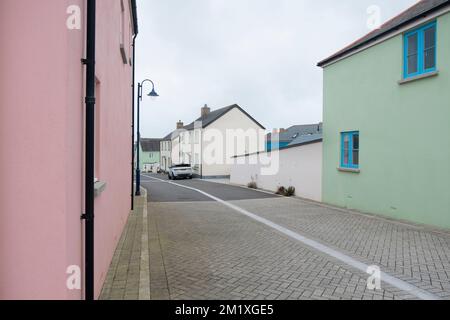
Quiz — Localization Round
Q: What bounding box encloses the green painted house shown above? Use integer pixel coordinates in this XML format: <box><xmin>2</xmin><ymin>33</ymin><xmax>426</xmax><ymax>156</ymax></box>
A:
<box><xmin>137</xmin><ymin>138</ymin><xmax>161</xmax><ymax>173</ymax></box>
<box><xmin>318</xmin><ymin>0</ymin><xmax>450</xmax><ymax>229</ymax></box>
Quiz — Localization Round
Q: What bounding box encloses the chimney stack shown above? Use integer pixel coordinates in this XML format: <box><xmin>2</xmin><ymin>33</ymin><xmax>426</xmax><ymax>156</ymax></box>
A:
<box><xmin>201</xmin><ymin>104</ymin><xmax>211</xmax><ymax>118</ymax></box>
<box><xmin>176</xmin><ymin>120</ymin><xmax>184</xmax><ymax>129</ymax></box>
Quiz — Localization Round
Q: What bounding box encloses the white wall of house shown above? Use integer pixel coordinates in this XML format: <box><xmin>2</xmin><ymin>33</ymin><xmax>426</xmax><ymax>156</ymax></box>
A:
<box><xmin>180</xmin><ymin>130</ymin><xmax>194</xmax><ymax>165</ymax></box>
<box><xmin>178</xmin><ymin>128</ymin><xmax>202</xmax><ymax>175</ymax></box>
<box><xmin>170</xmin><ymin>106</ymin><xmax>265</xmax><ymax>178</ymax></box>
<box><xmin>201</xmin><ymin>107</ymin><xmax>265</xmax><ymax>178</ymax></box>
<box><xmin>160</xmin><ymin>140</ymin><xmax>172</xmax><ymax>172</ymax></box>
<box><xmin>171</xmin><ymin>135</ymin><xmax>181</xmax><ymax>166</ymax></box>
<box><xmin>230</xmin><ymin>142</ymin><xmax>323</xmax><ymax>201</ymax></box>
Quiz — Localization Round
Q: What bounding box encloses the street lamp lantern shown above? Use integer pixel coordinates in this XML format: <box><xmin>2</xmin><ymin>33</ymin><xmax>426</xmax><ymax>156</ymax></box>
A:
<box><xmin>148</xmin><ymin>88</ymin><xmax>159</xmax><ymax>98</ymax></box>
<box><xmin>135</xmin><ymin>79</ymin><xmax>158</xmax><ymax>196</ymax></box>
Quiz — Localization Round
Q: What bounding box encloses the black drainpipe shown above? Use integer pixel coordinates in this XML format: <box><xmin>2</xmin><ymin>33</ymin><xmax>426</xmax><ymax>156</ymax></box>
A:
<box><xmin>131</xmin><ymin>0</ymin><xmax>138</xmax><ymax>211</ymax></box>
<box><xmin>81</xmin><ymin>0</ymin><xmax>96</xmax><ymax>301</ymax></box>
<box><xmin>131</xmin><ymin>33</ymin><xmax>137</xmax><ymax>210</ymax></box>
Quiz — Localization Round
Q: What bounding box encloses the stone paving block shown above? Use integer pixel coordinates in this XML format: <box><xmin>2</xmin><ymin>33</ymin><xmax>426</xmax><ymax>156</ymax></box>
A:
<box><xmin>101</xmin><ymin>181</ymin><xmax>450</xmax><ymax>301</ymax></box>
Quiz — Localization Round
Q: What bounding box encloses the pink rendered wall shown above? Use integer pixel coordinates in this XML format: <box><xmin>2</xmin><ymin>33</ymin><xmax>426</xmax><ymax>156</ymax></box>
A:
<box><xmin>93</xmin><ymin>0</ymin><xmax>134</xmax><ymax>299</ymax></box>
<box><xmin>0</xmin><ymin>0</ymin><xmax>133</xmax><ymax>299</ymax></box>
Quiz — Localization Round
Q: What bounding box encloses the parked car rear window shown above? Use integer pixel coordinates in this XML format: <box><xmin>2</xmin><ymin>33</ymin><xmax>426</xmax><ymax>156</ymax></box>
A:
<box><xmin>170</xmin><ymin>164</ymin><xmax>191</xmax><ymax>168</ymax></box>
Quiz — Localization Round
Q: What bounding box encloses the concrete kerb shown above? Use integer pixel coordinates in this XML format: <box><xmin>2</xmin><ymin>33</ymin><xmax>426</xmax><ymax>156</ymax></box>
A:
<box><xmin>134</xmin><ymin>185</ymin><xmax>150</xmax><ymax>300</ymax></box>
<box><xmin>139</xmin><ymin>186</ymin><xmax>147</xmax><ymax>198</ymax></box>
<box><xmin>139</xmin><ymin>196</ymin><xmax>150</xmax><ymax>300</ymax></box>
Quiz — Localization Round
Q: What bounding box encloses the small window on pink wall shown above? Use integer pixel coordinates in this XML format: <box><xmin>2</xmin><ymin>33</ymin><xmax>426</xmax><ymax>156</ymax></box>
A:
<box><xmin>119</xmin><ymin>0</ymin><xmax>128</xmax><ymax>64</ymax></box>
<box><xmin>95</xmin><ymin>79</ymin><xmax>101</xmax><ymax>180</ymax></box>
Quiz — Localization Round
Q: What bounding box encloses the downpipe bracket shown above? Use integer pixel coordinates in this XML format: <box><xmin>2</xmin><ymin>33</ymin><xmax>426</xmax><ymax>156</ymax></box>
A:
<box><xmin>81</xmin><ymin>58</ymin><xmax>96</xmax><ymax>65</ymax></box>
<box><xmin>81</xmin><ymin>213</ymin><xmax>94</xmax><ymax>221</ymax></box>
<box><xmin>85</xmin><ymin>96</ymin><xmax>96</xmax><ymax>104</ymax></box>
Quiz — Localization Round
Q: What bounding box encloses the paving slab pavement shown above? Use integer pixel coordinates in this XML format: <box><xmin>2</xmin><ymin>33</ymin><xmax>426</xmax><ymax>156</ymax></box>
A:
<box><xmin>100</xmin><ymin>175</ymin><xmax>450</xmax><ymax>300</ymax></box>
<box><xmin>228</xmin><ymin>197</ymin><xmax>450</xmax><ymax>299</ymax></box>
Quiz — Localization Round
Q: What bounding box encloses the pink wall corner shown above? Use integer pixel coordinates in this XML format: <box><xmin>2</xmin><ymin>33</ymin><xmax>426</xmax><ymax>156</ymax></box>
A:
<box><xmin>0</xmin><ymin>0</ymin><xmax>75</xmax><ymax>299</ymax></box>
<box><xmin>92</xmin><ymin>0</ymin><xmax>134</xmax><ymax>298</ymax></box>
<box><xmin>64</xmin><ymin>0</ymin><xmax>86</xmax><ymax>301</ymax></box>
<box><xmin>0</xmin><ymin>0</ymin><xmax>134</xmax><ymax>299</ymax></box>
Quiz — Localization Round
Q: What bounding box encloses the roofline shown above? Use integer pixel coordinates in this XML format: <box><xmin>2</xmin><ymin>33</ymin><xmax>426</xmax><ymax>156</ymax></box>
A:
<box><xmin>210</xmin><ymin>104</ymin><xmax>265</xmax><ymax>130</ymax></box>
<box><xmin>200</xmin><ymin>104</ymin><xmax>266</xmax><ymax>131</ymax></box>
<box><xmin>141</xmin><ymin>138</ymin><xmax>161</xmax><ymax>152</ymax></box>
<box><xmin>130</xmin><ymin>0</ymin><xmax>138</xmax><ymax>35</ymax></box>
<box><xmin>317</xmin><ymin>1</ymin><xmax>450</xmax><ymax>67</ymax></box>
<box><xmin>169</xmin><ymin>104</ymin><xmax>266</xmax><ymax>138</ymax></box>
<box><xmin>267</xmin><ymin>123</ymin><xmax>323</xmax><ymax>139</ymax></box>
<box><xmin>232</xmin><ymin>138</ymin><xmax>323</xmax><ymax>158</ymax></box>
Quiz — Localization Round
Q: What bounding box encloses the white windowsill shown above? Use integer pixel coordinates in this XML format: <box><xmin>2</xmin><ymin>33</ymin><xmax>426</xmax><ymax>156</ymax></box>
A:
<box><xmin>337</xmin><ymin>167</ymin><xmax>360</xmax><ymax>174</ymax></box>
<box><xmin>94</xmin><ymin>181</ymin><xmax>107</xmax><ymax>198</ymax></box>
<box><xmin>398</xmin><ymin>70</ymin><xmax>439</xmax><ymax>85</ymax></box>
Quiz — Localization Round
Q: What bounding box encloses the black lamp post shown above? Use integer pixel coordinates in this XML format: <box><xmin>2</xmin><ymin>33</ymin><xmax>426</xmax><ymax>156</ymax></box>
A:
<box><xmin>135</xmin><ymin>79</ymin><xmax>159</xmax><ymax>196</ymax></box>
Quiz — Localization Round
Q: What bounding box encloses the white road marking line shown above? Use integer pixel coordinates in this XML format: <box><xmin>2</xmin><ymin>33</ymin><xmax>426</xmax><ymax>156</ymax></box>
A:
<box><xmin>200</xmin><ymin>178</ymin><xmax>427</xmax><ymax>231</ymax></box>
<box><xmin>142</xmin><ymin>174</ymin><xmax>441</xmax><ymax>300</ymax></box>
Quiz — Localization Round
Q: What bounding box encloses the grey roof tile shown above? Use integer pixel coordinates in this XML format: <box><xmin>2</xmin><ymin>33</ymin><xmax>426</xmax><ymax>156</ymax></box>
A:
<box><xmin>140</xmin><ymin>138</ymin><xmax>161</xmax><ymax>152</ymax></box>
<box><xmin>183</xmin><ymin>104</ymin><xmax>265</xmax><ymax>131</ymax></box>
<box><xmin>268</xmin><ymin>123</ymin><xmax>323</xmax><ymax>143</ymax></box>
<box><xmin>288</xmin><ymin>133</ymin><xmax>323</xmax><ymax>147</ymax></box>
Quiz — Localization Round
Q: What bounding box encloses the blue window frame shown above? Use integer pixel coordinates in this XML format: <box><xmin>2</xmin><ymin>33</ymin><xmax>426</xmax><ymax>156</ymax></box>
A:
<box><xmin>340</xmin><ymin>131</ymin><xmax>359</xmax><ymax>169</ymax></box>
<box><xmin>404</xmin><ymin>21</ymin><xmax>437</xmax><ymax>78</ymax></box>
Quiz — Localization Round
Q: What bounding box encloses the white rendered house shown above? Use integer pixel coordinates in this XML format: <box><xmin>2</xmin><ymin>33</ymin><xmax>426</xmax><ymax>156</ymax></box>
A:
<box><xmin>168</xmin><ymin>104</ymin><xmax>266</xmax><ymax>178</ymax></box>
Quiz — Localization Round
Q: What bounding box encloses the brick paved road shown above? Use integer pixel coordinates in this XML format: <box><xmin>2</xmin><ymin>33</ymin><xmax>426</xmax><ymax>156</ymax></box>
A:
<box><xmin>100</xmin><ymin>174</ymin><xmax>450</xmax><ymax>300</ymax></box>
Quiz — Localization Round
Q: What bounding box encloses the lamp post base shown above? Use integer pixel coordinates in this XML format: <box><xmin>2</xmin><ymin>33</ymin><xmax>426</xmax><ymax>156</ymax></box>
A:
<box><xmin>135</xmin><ymin>169</ymin><xmax>141</xmax><ymax>196</ymax></box>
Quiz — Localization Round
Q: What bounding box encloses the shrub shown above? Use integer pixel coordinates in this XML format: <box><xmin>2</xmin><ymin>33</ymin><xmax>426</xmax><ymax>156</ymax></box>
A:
<box><xmin>285</xmin><ymin>186</ymin><xmax>296</xmax><ymax>197</ymax></box>
<box><xmin>276</xmin><ymin>186</ymin><xmax>296</xmax><ymax>197</ymax></box>
<box><xmin>247</xmin><ymin>181</ymin><xmax>257</xmax><ymax>189</ymax></box>
<box><xmin>276</xmin><ymin>186</ymin><xmax>286</xmax><ymax>195</ymax></box>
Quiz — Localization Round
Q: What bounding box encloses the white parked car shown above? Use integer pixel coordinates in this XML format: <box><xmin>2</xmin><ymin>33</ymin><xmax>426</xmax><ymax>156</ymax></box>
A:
<box><xmin>168</xmin><ymin>164</ymin><xmax>193</xmax><ymax>180</ymax></box>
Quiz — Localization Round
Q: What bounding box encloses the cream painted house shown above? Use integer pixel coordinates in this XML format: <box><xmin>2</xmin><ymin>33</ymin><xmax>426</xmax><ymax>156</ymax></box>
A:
<box><xmin>168</xmin><ymin>104</ymin><xmax>265</xmax><ymax>178</ymax></box>
<box><xmin>165</xmin><ymin>121</ymin><xmax>185</xmax><ymax>170</ymax></box>
<box><xmin>160</xmin><ymin>134</ymin><xmax>173</xmax><ymax>173</ymax></box>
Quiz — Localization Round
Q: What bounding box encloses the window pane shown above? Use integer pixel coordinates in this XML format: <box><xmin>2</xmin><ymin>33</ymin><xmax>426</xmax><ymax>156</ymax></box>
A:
<box><xmin>408</xmin><ymin>54</ymin><xmax>418</xmax><ymax>74</ymax></box>
<box><xmin>344</xmin><ymin>135</ymin><xmax>350</xmax><ymax>148</ymax></box>
<box><xmin>407</xmin><ymin>33</ymin><xmax>418</xmax><ymax>54</ymax></box>
<box><xmin>342</xmin><ymin>134</ymin><xmax>350</xmax><ymax>165</ymax></box>
<box><xmin>424</xmin><ymin>48</ymin><xmax>435</xmax><ymax>70</ymax></box>
<box><xmin>353</xmin><ymin>134</ymin><xmax>359</xmax><ymax>150</ymax></box>
<box><xmin>353</xmin><ymin>151</ymin><xmax>359</xmax><ymax>166</ymax></box>
<box><xmin>343</xmin><ymin>149</ymin><xmax>349</xmax><ymax>165</ymax></box>
<box><xmin>424</xmin><ymin>26</ymin><xmax>436</xmax><ymax>49</ymax></box>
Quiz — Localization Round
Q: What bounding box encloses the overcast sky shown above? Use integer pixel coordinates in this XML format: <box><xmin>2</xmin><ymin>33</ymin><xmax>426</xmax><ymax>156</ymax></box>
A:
<box><xmin>135</xmin><ymin>0</ymin><xmax>418</xmax><ymax>138</ymax></box>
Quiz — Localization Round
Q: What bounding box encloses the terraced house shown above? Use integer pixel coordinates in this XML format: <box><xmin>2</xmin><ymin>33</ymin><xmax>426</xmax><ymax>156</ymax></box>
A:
<box><xmin>318</xmin><ymin>0</ymin><xmax>450</xmax><ymax>229</ymax></box>
<box><xmin>137</xmin><ymin>138</ymin><xmax>161</xmax><ymax>173</ymax></box>
<box><xmin>171</xmin><ymin>104</ymin><xmax>265</xmax><ymax>178</ymax></box>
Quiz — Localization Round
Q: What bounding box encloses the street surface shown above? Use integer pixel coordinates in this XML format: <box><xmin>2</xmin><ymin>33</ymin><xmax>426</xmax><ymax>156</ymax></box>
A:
<box><xmin>100</xmin><ymin>174</ymin><xmax>450</xmax><ymax>300</ymax></box>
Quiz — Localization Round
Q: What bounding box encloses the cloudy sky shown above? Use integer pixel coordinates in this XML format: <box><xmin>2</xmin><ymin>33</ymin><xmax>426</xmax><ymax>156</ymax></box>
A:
<box><xmin>135</xmin><ymin>0</ymin><xmax>418</xmax><ymax>138</ymax></box>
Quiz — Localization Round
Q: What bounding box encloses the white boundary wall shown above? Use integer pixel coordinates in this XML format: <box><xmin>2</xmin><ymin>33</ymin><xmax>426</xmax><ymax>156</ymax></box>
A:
<box><xmin>230</xmin><ymin>142</ymin><xmax>322</xmax><ymax>201</ymax></box>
